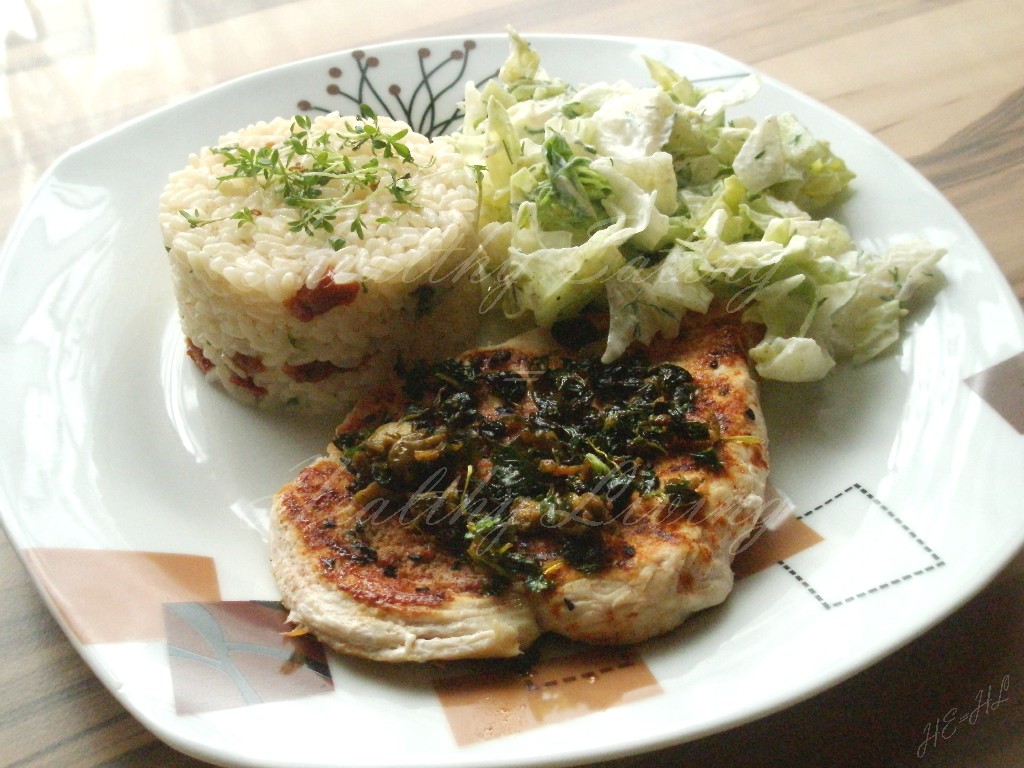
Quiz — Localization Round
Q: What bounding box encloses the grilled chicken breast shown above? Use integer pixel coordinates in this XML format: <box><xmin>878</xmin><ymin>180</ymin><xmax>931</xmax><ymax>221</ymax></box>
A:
<box><xmin>270</xmin><ymin>307</ymin><xmax>769</xmax><ymax>661</ymax></box>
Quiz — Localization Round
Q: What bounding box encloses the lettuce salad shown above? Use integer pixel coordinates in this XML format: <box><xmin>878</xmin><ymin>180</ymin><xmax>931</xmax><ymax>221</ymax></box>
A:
<box><xmin>453</xmin><ymin>32</ymin><xmax>944</xmax><ymax>382</ymax></box>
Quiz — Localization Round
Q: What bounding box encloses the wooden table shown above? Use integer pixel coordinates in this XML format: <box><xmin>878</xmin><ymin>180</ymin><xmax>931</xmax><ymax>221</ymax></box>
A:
<box><xmin>2</xmin><ymin>1</ymin><xmax>1022</xmax><ymax>766</ymax></box>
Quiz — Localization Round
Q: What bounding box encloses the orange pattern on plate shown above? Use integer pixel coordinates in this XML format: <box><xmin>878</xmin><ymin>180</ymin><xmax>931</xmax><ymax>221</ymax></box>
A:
<box><xmin>435</xmin><ymin>645</ymin><xmax>662</xmax><ymax>745</ymax></box>
<box><xmin>22</xmin><ymin>548</ymin><xmax>220</xmax><ymax>644</ymax></box>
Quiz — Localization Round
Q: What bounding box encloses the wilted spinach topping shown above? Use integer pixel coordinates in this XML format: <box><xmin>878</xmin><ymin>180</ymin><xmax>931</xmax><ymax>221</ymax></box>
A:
<box><xmin>335</xmin><ymin>353</ymin><xmax>721</xmax><ymax>592</ymax></box>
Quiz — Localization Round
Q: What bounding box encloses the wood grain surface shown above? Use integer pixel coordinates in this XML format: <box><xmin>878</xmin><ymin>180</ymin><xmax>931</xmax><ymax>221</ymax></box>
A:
<box><xmin>2</xmin><ymin>1</ymin><xmax>1022</xmax><ymax>766</ymax></box>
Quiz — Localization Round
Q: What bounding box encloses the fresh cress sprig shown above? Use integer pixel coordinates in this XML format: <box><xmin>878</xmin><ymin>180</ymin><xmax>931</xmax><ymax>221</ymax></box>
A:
<box><xmin>180</xmin><ymin>105</ymin><xmax>426</xmax><ymax>251</ymax></box>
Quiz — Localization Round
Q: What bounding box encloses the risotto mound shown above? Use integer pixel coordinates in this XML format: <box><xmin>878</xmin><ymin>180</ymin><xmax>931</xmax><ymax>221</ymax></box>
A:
<box><xmin>159</xmin><ymin>111</ymin><xmax>481</xmax><ymax>414</ymax></box>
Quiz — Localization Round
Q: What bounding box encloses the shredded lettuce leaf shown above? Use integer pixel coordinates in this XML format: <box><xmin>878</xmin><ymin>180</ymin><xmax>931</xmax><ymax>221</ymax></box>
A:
<box><xmin>455</xmin><ymin>31</ymin><xmax>945</xmax><ymax>381</ymax></box>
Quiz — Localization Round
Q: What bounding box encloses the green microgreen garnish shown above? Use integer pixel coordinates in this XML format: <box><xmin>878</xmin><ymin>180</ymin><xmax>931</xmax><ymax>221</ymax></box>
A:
<box><xmin>179</xmin><ymin>106</ymin><xmax>426</xmax><ymax>247</ymax></box>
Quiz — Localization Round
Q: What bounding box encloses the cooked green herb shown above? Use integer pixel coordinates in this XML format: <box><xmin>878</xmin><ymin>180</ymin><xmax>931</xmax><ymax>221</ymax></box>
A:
<box><xmin>485</xmin><ymin>370</ymin><xmax>528</xmax><ymax>403</ymax></box>
<box><xmin>331</xmin><ymin>426</ymin><xmax>373</xmax><ymax>459</ymax></box>
<box><xmin>338</xmin><ymin>350</ymin><xmax>726</xmax><ymax>593</ymax></box>
<box><xmin>561</xmin><ymin>531</ymin><xmax>608</xmax><ymax>574</ymax></box>
<box><xmin>691</xmin><ymin>447</ymin><xmax>723</xmax><ymax>469</ymax></box>
<box><xmin>664</xmin><ymin>478</ymin><xmax>702</xmax><ymax>507</ymax></box>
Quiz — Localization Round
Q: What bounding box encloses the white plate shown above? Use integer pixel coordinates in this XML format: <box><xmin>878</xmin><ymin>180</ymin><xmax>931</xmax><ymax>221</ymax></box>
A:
<box><xmin>2</xmin><ymin>33</ymin><xmax>1023</xmax><ymax>768</ymax></box>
